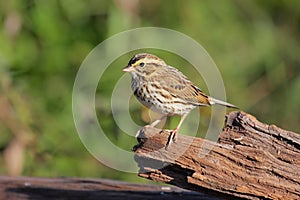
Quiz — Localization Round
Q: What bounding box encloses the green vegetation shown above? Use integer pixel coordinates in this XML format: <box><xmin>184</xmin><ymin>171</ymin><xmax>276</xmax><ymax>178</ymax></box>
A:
<box><xmin>0</xmin><ymin>0</ymin><xmax>299</xmax><ymax>182</ymax></box>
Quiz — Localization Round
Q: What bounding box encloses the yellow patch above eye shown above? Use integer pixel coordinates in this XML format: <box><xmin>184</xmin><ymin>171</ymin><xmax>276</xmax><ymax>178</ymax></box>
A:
<box><xmin>133</xmin><ymin>60</ymin><xmax>142</xmax><ymax>67</ymax></box>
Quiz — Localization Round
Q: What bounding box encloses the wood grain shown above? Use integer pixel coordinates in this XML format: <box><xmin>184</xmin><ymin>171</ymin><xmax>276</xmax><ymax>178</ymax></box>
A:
<box><xmin>134</xmin><ymin>111</ymin><xmax>300</xmax><ymax>200</ymax></box>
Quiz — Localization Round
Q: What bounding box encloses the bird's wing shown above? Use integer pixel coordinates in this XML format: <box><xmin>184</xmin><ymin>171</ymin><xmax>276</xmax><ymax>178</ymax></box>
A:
<box><xmin>156</xmin><ymin>66</ymin><xmax>210</xmax><ymax>106</ymax></box>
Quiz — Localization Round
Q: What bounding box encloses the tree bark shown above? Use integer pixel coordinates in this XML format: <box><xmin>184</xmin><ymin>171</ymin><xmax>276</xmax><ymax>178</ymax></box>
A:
<box><xmin>133</xmin><ymin>111</ymin><xmax>300</xmax><ymax>200</ymax></box>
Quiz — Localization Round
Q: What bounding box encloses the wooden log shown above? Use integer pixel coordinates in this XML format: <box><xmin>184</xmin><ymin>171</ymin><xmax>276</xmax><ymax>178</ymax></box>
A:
<box><xmin>0</xmin><ymin>176</ymin><xmax>218</xmax><ymax>200</ymax></box>
<box><xmin>133</xmin><ymin>111</ymin><xmax>300</xmax><ymax>200</ymax></box>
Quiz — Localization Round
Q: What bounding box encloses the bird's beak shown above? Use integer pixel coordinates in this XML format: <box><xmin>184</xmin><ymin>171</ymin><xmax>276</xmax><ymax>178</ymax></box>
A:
<box><xmin>122</xmin><ymin>65</ymin><xmax>134</xmax><ymax>72</ymax></box>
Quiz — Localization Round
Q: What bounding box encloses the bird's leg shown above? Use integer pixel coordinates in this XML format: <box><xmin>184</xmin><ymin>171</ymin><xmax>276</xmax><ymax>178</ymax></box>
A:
<box><xmin>171</xmin><ymin>113</ymin><xmax>188</xmax><ymax>142</ymax></box>
<box><xmin>137</xmin><ymin>116</ymin><xmax>167</xmax><ymax>138</ymax></box>
<box><xmin>136</xmin><ymin>115</ymin><xmax>167</xmax><ymax>139</ymax></box>
<box><xmin>166</xmin><ymin>113</ymin><xmax>188</xmax><ymax>149</ymax></box>
<box><xmin>149</xmin><ymin>115</ymin><xmax>167</xmax><ymax>127</ymax></box>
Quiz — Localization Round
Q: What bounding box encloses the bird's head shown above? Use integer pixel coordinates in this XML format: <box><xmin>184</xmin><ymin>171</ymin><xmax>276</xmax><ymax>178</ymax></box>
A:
<box><xmin>123</xmin><ymin>53</ymin><xmax>166</xmax><ymax>77</ymax></box>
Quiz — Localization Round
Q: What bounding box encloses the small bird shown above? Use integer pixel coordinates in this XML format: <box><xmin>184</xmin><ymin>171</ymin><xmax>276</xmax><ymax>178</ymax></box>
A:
<box><xmin>123</xmin><ymin>53</ymin><xmax>237</xmax><ymax>148</ymax></box>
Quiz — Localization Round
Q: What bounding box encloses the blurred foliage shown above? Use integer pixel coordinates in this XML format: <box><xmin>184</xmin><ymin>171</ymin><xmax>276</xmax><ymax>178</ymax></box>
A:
<box><xmin>0</xmin><ymin>0</ymin><xmax>299</xmax><ymax>182</ymax></box>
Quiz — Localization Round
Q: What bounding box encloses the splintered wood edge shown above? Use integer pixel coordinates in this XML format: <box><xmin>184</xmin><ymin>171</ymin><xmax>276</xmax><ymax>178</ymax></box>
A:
<box><xmin>133</xmin><ymin>111</ymin><xmax>300</xmax><ymax>200</ymax></box>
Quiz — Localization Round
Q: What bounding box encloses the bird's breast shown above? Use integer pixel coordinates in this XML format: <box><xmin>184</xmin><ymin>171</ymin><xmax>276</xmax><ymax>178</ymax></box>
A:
<box><xmin>131</xmin><ymin>78</ymin><xmax>196</xmax><ymax>116</ymax></box>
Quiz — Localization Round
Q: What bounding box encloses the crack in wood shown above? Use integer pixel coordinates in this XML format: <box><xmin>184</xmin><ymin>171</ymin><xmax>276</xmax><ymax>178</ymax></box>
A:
<box><xmin>134</xmin><ymin>111</ymin><xmax>300</xmax><ymax>200</ymax></box>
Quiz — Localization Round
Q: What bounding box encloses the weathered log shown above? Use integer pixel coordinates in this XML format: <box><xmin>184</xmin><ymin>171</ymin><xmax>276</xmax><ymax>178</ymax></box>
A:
<box><xmin>133</xmin><ymin>111</ymin><xmax>300</xmax><ymax>200</ymax></box>
<box><xmin>0</xmin><ymin>176</ymin><xmax>217</xmax><ymax>200</ymax></box>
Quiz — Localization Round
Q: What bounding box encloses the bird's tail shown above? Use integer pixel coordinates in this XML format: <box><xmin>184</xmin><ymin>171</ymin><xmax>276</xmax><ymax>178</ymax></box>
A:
<box><xmin>209</xmin><ymin>97</ymin><xmax>238</xmax><ymax>109</ymax></box>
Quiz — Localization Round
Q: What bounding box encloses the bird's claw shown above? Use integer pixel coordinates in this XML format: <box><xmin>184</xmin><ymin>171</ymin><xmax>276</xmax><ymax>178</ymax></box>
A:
<box><xmin>165</xmin><ymin>129</ymin><xmax>178</xmax><ymax>150</ymax></box>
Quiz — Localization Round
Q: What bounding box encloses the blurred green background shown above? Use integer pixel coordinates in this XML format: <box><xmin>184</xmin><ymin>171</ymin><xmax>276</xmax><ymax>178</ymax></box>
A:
<box><xmin>0</xmin><ymin>0</ymin><xmax>299</xmax><ymax>182</ymax></box>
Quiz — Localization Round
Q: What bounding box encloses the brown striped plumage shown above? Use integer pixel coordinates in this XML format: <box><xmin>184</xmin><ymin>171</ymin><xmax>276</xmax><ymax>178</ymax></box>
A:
<box><xmin>123</xmin><ymin>53</ymin><xmax>237</xmax><ymax>148</ymax></box>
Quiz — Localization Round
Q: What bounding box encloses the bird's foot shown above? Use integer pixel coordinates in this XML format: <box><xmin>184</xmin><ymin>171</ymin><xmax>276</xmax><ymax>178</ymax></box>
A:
<box><xmin>171</xmin><ymin>128</ymin><xmax>178</xmax><ymax>143</ymax></box>
<box><xmin>165</xmin><ymin>128</ymin><xmax>178</xmax><ymax>150</ymax></box>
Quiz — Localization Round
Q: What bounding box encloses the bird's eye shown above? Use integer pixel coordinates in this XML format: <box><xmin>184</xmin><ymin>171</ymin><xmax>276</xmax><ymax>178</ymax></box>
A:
<box><xmin>139</xmin><ymin>62</ymin><xmax>145</xmax><ymax>67</ymax></box>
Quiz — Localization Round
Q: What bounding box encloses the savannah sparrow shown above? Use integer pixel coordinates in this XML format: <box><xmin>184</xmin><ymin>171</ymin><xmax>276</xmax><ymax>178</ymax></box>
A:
<box><xmin>123</xmin><ymin>53</ymin><xmax>237</xmax><ymax>148</ymax></box>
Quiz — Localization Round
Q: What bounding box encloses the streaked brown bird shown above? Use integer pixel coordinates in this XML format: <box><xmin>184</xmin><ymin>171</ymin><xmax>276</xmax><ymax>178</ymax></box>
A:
<box><xmin>123</xmin><ymin>53</ymin><xmax>237</xmax><ymax>148</ymax></box>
